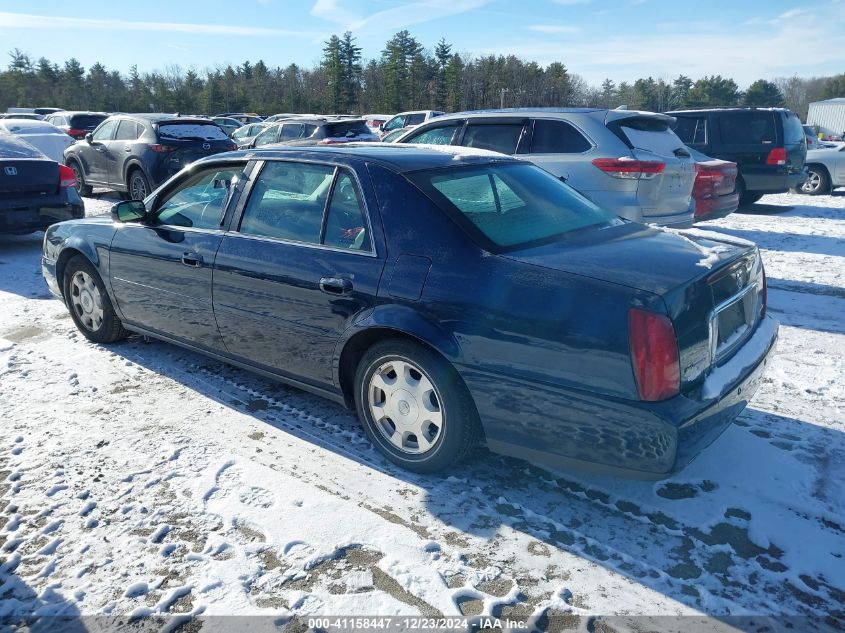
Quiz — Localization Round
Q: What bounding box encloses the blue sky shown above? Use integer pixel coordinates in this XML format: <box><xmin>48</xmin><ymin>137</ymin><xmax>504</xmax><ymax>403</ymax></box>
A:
<box><xmin>0</xmin><ymin>0</ymin><xmax>842</xmax><ymax>87</ymax></box>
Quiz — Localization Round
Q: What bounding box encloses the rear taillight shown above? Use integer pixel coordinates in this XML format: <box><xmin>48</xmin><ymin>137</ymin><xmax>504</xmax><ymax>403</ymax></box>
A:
<box><xmin>628</xmin><ymin>308</ymin><xmax>680</xmax><ymax>401</ymax></box>
<box><xmin>66</xmin><ymin>128</ymin><xmax>86</xmax><ymax>138</ymax></box>
<box><xmin>592</xmin><ymin>157</ymin><xmax>666</xmax><ymax>180</ymax></box>
<box><xmin>766</xmin><ymin>147</ymin><xmax>787</xmax><ymax>165</ymax></box>
<box><xmin>761</xmin><ymin>266</ymin><xmax>767</xmax><ymax>317</ymax></box>
<box><xmin>227</xmin><ymin>142</ymin><xmax>237</xmax><ymax>151</ymax></box>
<box><xmin>59</xmin><ymin>164</ymin><xmax>77</xmax><ymax>189</ymax></box>
<box><xmin>696</xmin><ymin>168</ymin><xmax>725</xmax><ymax>184</ymax></box>
<box><xmin>150</xmin><ymin>144</ymin><xmax>177</xmax><ymax>153</ymax></box>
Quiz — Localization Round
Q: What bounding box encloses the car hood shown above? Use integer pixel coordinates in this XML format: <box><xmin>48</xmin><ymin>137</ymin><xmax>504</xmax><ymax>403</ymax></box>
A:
<box><xmin>502</xmin><ymin>222</ymin><xmax>754</xmax><ymax>296</ymax></box>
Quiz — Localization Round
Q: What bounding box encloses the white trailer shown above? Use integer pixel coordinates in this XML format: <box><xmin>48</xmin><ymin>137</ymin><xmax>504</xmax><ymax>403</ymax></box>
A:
<box><xmin>807</xmin><ymin>98</ymin><xmax>845</xmax><ymax>139</ymax></box>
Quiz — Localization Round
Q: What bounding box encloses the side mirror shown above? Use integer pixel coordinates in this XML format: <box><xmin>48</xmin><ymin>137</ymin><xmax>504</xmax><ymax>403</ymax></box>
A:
<box><xmin>85</xmin><ymin>133</ymin><xmax>93</xmax><ymax>143</ymax></box>
<box><xmin>111</xmin><ymin>200</ymin><xmax>147</xmax><ymax>223</ymax></box>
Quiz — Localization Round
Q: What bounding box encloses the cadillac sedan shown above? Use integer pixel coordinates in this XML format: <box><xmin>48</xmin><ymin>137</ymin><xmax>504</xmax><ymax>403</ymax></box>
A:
<box><xmin>41</xmin><ymin>144</ymin><xmax>778</xmax><ymax>477</ymax></box>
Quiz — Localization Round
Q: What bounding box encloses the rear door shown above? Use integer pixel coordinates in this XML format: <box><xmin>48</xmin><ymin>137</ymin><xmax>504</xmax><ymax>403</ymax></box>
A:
<box><xmin>610</xmin><ymin>114</ymin><xmax>696</xmax><ymax>224</ymax></box>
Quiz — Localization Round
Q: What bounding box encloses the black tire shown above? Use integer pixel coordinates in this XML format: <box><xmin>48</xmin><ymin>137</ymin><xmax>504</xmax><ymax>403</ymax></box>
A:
<box><xmin>127</xmin><ymin>168</ymin><xmax>150</xmax><ymax>201</ymax></box>
<box><xmin>67</xmin><ymin>160</ymin><xmax>92</xmax><ymax>197</ymax></box>
<box><xmin>354</xmin><ymin>339</ymin><xmax>481</xmax><ymax>473</ymax></box>
<box><xmin>800</xmin><ymin>166</ymin><xmax>830</xmax><ymax>196</ymax></box>
<box><xmin>736</xmin><ymin>178</ymin><xmax>763</xmax><ymax>205</ymax></box>
<box><xmin>63</xmin><ymin>255</ymin><xmax>128</xmax><ymax>344</ymax></box>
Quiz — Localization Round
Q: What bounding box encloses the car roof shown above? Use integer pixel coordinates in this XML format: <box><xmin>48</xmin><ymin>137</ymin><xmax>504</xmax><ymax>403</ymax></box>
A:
<box><xmin>200</xmin><ymin>143</ymin><xmax>518</xmax><ymax>173</ymax></box>
<box><xmin>114</xmin><ymin>113</ymin><xmax>215</xmax><ymax>124</ymax></box>
<box><xmin>449</xmin><ymin>107</ymin><xmax>604</xmax><ymax>117</ymax></box>
<box><xmin>668</xmin><ymin>107</ymin><xmax>794</xmax><ymax>114</ymax></box>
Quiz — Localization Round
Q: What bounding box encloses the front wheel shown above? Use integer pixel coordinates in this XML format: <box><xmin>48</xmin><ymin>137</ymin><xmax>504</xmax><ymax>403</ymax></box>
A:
<box><xmin>63</xmin><ymin>255</ymin><xmax>128</xmax><ymax>343</ymax></box>
<box><xmin>800</xmin><ymin>166</ymin><xmax>830</xmax><ymax>195</ymax></box>
<box><xmin>354</xmin><ymin>339</ymin><xmax>481</xmax><ymax>473</ymax></box>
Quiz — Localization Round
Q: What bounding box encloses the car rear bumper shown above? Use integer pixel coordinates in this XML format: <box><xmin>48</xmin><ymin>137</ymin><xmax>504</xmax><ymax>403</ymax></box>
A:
<box><xmin>0</xmin><ymin>195</ymin><xmax>84</xmax><ymax>234</ymax></box>
<box><xmin>742</xmin><ymin>168</ymin><xmax>807</xmax><ymax>193</ymax></box>
<box><xmin>693</xmin><ymin>191</ymin><xmax>740</xmax><ymax>223</ymax></box>
<box><xmin>471</xmin><ymin>316</ymin><xmax>779</xmax><ymax>478</ymax></box>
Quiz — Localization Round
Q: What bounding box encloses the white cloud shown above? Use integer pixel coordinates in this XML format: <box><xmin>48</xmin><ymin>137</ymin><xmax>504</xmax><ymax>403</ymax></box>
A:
<box><xmin>552</xmin><ymin>0</ymin><xmax>592</xmax><ymax>5</ymax></box>
<box><xmin>308</xmin><ymin>0</ymin><xmax>490</xmax><ymax>34</ymax></box>
<box><xmin>529</xmin><ymin>24</ymin><xmax>580</xmax><ymax>34</ymax></box>
<box><xmin>0</xmin><ymin>12</ymin><xmax>316</xmax><ymax>37</ymax></box>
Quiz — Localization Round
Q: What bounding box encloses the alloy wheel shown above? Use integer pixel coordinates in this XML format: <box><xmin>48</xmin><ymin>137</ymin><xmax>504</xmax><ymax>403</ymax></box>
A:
<box><xmin>801</xmin><ymin>171</ymin><xmax>822</xmax><ymax>194</ymax></box>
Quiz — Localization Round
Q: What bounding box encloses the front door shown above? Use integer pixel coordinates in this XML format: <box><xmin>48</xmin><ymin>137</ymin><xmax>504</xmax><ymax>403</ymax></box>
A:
<box><xmin>85</xmin><ymin>119</ymin><xmax>118</xmax><ymax>185</ymax></box>
<box><xmin>213</xmin><ymin>159</ymin><xmax>385</xmax><ymax>387</ymax></box>
<box><xmin>109</xmin><ymin>163</ymin><xmax>245</xmax><ymax>351</ymax></box>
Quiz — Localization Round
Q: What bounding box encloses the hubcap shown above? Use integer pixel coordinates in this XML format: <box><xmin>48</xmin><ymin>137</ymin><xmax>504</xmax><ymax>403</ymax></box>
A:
<box><xmin>367</xmin><ymin>358</ymin><xmax>443</xmax><ymax>455</ymax></box>
<box><xmin>70</xmin><ymin>271</ymin><xmax>104</xmax><ymax>332</ymax></box>
<box><xmin>802</xmin><ymin>171</ymin><xmax>821</xmax><ymax>193</ymax></box>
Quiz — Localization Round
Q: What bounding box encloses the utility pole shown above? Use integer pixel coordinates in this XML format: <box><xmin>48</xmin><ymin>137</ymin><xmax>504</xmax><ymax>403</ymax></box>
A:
<box><xmin>500</xmin><ymin>88</ymin><xmax>509</xmax><ymax>109</ymax></box>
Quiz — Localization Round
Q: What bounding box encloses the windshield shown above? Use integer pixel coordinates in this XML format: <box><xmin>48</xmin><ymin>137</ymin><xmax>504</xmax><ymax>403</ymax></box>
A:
<box><xmin>408</xmin><ymin>163</ymin><xmax>621</xmax><ymax>251</ymax></box>
<box><xmin>69</xmin><ymin>115</ymin><xmax>107</xmax><ymax>128</ymax></box>
<box><xmin>158</xmin><ymin>123</ymin><xmax>230</xmax><ymax>141</ymax></box>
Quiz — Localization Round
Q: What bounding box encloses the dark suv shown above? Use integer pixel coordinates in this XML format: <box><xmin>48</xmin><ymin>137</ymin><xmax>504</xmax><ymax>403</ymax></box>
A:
<box><xmin>64</xmin><ymin>114</ymin><xmax>236</xmax><ymax>199</ymax></box>
<box><xmin>668</xmin><ymin>108</ymin><xmax>807</xmax><ymax>204</ymax></box>
<box><xmin>44</xmin><ymin>111</ymin><xmax>108</xmax><ymax>139</ymax></box>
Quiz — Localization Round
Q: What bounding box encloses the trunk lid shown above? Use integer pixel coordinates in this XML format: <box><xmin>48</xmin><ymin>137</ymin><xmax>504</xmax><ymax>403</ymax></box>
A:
<box><xmin>0</xmin><ymin>135</ymin><xmax>58</xmax><ymax>197</ymax></box>
<box><xmin>155</xmin><ymin>121</ymin><xmax>235</xmax><ymax>164</ymax></box>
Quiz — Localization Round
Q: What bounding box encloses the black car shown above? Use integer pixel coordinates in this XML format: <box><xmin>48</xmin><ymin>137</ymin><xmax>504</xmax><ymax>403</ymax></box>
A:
<box><xmin>249</xmin><ymin>118</ymin><xmax>379</xmax><ymax>148</ymax></box>
<box><xmin>44</xmin><ymin>111</ymin><xmax>109</xmax><ymax>140</ymax></box>
<box><xmin>41</xmin><ymin>144</ymin><xmax>777</xmax><ymax>476</ymax></box>
<box><xmin>63</xmin><ymin>114</ymin><xmax>237</xmax><ymax>199</ymax></box>
<box><xmin>0</xmin><ymin>134</ymin><xmax>84</xmax><ymax>234</ymax></box>
<box><xmin>668</xmin><ymin>107</ymin><xmax>807</xmax><ymax>204</ymax></box>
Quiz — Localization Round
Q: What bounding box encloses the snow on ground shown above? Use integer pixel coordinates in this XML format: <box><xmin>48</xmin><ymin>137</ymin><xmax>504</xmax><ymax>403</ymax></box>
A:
<box><xmin>0</xmin><ymin>191</ymin><xmax>843</xmax><ymax>631</ymax></box>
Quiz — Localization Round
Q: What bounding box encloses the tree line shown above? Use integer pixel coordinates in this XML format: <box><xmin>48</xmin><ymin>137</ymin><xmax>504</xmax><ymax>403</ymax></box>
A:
<box><xmin>2</xmin><ymin>31</ymin><xmax>843</xmax><ymax>120</ymax></box>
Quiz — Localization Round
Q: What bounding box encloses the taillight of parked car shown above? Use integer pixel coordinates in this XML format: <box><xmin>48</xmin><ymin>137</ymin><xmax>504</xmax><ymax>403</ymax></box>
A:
<box><xmin>66</xmin><ymin>128</ymin><xmax>87</xmax><ymax>139</ymax></box>
<box><xmin>150</xmin><ymin>144</ymin><xmax>177</xmax><ymax>153</ymax></box>
<box><xmin>59</xmin><ymin>164</ymin><xmax>77</xmax><ymax>189</ymax></box>
<box><xmin>628</xmin><ymin>308</ymin><xmax>680</xmax><ymax>401</ymax></box>
<box><xmin>592</xmin><ymin>158</ymin><xmax>666</xmax><ymax>180</ymax></box>
<box><xmin>766</xmin><ymin>147</ymin><xmax>787</xmax><ymax>165</ymax></box>
<box><xmin>227</xmin><ymin>142</ymin><xmax>237</xmax><ymax>151</ymax></box>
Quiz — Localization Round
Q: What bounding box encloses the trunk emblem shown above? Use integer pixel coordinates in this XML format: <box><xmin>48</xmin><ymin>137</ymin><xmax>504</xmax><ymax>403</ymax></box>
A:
<box><xmin>4</xmin><ymin>167</ymin><xmax>17</xmax><ymax>176</ymax></box>
<box><xmin>202</xmin><ymin>143</ymin><xmax>211</xmax><ymax>150</ymax></box>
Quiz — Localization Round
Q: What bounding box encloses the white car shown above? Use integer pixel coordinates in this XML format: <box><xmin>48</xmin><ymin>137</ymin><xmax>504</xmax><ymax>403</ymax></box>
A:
<box><xmin>379</xmin><ymin>110</ymin><xmax>444</xmax><ymax>138</ymax></box>
<box><xmin>362</xmin><ymin>113</ymin><xmax>392</xmax><ymax>133</ymax></box>
<box><xmin>801</xmin><ymin>142</ymin><xmax>845</xmax><ymax>195</ymax></box>
<box><xmin>0</xmin><ymin>119</ymin><xmax>74</xmax><ymax>163</ymax></box>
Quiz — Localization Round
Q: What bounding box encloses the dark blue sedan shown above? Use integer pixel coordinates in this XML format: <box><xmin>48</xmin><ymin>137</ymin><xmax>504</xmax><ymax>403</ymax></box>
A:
<box><xmin>41</xmin><ymin>145</ymin><xmax>778</xmax><ymax>476</ymax></box>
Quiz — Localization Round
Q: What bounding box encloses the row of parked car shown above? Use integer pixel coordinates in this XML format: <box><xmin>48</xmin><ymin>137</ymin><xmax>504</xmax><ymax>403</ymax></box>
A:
<box><xmin>3</xmin><ymin>104</ymin><xmax>841</xmax><ymax>238</ymax></box>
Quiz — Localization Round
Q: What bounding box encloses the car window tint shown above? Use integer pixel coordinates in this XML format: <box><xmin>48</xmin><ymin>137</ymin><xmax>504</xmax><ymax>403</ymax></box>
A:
<box><xmin>158</xmin><ymin>123</ymin><xmax>230</xmax><ymax>141</ymax></box>
<box><xmin>382</xmin><ymin>116</ymin><xmax>405</xmax><ymax>132</ymax></box>
<box><xmin>280</xmin><ymin>123</ymin><xmax>303</xmax><ymax>140</ymax></box>
<box><xmin>239</xmin><ymin>161</ymin><xmax>335</xmax><ymax>243</ymax></box>
<box><xmin>114</xmin><ymin>120</ymin><xmax>140</xmax><ymax>141</ymax></box>
<box><xmin>155</xmin><ymin>167</ymin><xmax>242</xmax><ymax>230</ymax></box>
<box><xmin>92</xmin><ymin>120</ymin><xmax>118</xmax><ymax>141</ymax></box>
<box><xmin>323</xmin><ymin>171</ymin><xmax>372</xmax><ymax>251</ymax></box>
<box><xmin>673</xmin><ymin>116</ymin><xmax>707</xmax><ymax>145</ymax></box>
<box><xmin>302</xmin><ymin>124</ymin><xmax>318</xmax><ymax>137</ymax></box>
<box><xmin>254</xmin><ymin>125</ymin><xmax>280</xmax><ymax>146</ymax></box>
<box><xmin>782</xmin><ymin>113</ymin><xmax>804</xmax><ymax>144</ymax></box>
<box><xmin>406</xmin><ymin>125</ymin><xmax>460</xmax><ymax>145</ymax></box>
<box><xmin>405</xmin><ymin>113</ymin><xmax>426</xmax><ymax>126</ymax></box>
<box><xmin>530</xmin><ymin>120</ymin><xmax>592</xmax><ymax>153</ymax></box>
<box><xmin>719</xmin><ymin>112</ymin><xmax>776</xmax><ymax>145</ymax></box>
<box><xmin>325</xmin><ymin>121</ymin><xmax>372</xmax><ymax>138</ymax></box>
<box><xmin>462</xmin><ymin>124</ymin><xmax>523</xmax><ymax>154</ymax></box>
<box><xmin>71</xmin><ymin>114</ymin><xmax>107</xmax><ymax>129</ymax></box>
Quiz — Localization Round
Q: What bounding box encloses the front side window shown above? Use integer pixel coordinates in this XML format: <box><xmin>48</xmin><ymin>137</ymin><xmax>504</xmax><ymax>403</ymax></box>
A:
<box><xmin>409</xmin><ymin>163</ymin><xmax>620</xmax><ymax>251</ymax></box>
<box><xmin>405</xmin><ymin>124</ymin><xmax>461</xmax><ymax>145</ymax></box>
<box><xmin>239</xmin><ymin>162</ymin><xmax>335</xmax><ymax>243</ymax></box>
<box><xmin>461</xmin><ymin>124</ymin><xmax>524</xmax><ymax>154</ymax></box>
<box><xmin>92</xmin><ymin>120</ymin><xmax>118</xmax><ymax>142</ymax></box>
<box><xmin>382</xmin><ymin>115</ymin><xmax>405</xmax><ymax>132</ymax></box>
<box><xmin>254</xmin><ymin>125</ymin><xmax>280</xmax><ymax>146</ymax></box>
<box><xmin>154</xmin><ymin>166</ymin><xmax>242</xmax><ymax>230</ymax></box>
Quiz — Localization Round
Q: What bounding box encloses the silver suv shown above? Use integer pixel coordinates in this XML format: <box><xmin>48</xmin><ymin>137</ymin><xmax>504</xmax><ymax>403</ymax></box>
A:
<box><xmin>395</xmin><ymin>108</ymin><xmax>697</xmax><ymax>226</ymax></box>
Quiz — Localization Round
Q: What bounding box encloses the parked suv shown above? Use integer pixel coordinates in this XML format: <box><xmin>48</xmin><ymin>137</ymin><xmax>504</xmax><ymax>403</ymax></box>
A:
<box><xmin>44</xmin><ymin>111</ymin><xmax>109</xmax><ymax>140</ymax></box>
<box><xmin>248</xmin><ymin>117</ymin><xmax>379</xmax><ymax>148</ymax></box>
<box><xmin>380</xmin><ymin>110</ymin><xmax>444</xmax><ymax>138</ymax></box>
<box><xmin>668</xmin><ymin>108</ymin><xmax>807</xmax><ymax>204</ymax></box>
<box><xmin>64</xmin><ymin>114</ymin><xmax>236</xmax><ymax>199</ymax></box>
<box><xmin>396</xmin><ymin>108</ymin><xmax>697</xmax><ymax>226</ymax></box>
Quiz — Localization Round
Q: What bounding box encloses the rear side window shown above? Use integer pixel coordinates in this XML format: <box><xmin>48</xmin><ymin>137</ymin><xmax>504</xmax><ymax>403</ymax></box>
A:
<box><xmin>718</xmin><ymin>112</ymin><xmax>776</xmax><ymax>145</ymax></box>
<box><xmin>92</xmin><ymin>120</ymin><xmax>118</xmax><ymax>141</ymax></box>
<box><xmin>114</xmin><ymin>120</ymin><xmax>140</xmax><ymax>141</ymax></box>
<box><xmin>673</xmin><ymin>116</ymin><xmax>707</xmax><ymax>145</ymax></box>
<box><xmin>325</xmin><ymin>121</ymin><xmax>371</xmax><ymax>138</ymax></box>
<box><xmin>462</xmin><ymin>124</ymin><xmax>524</xmax><ymax>154</ymax></box>
<box><xmin>782</xmin><ymin>113</ymin><xmax>805</xmax><ymax>145</ymax></box>
<box><xmin>323</xmin><ymin>171</ymin><xmax>371</xmax><ymax>251</ymax></box>
<box><xmin>158</xmin><ymin>123</ymin><xmax>230</xmax><ymax>141</ymax></box>
<box><xmin>530</xmin><ymin>120</ymin><xmax>591</xmax><ymax>154</ymax></box>
<box><xmin>405</xmin><ymin>125</ymin><xmax>461</xmax><ymax>145</ymax></box>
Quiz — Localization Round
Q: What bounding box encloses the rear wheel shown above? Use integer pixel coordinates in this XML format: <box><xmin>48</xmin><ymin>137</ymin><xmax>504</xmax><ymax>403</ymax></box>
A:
<box><xmin>127</xmin><ymin>169</ymin><xmax>150</xmax><ymax>201</ymax></box>
<box><xmin>354</xmin><ymin>339</ymin><xmax>481</xmax><ymax>473</ymax></box>
<box><xmin>737</xmin><ymin>178</ymin><xmax>763</xmax><ymax>205</ymax></box>
<box><xmin>67</xmin><ymin>160</ymin><xmax>92</xmax><ymax>197</ymax></box>
<box><xmin>800</xmin><ymin>166</ymin><xmax>830</xmax><ymax>195</ymax></box>
<box><xmin>63</xmin><ymin>255</ymin><xmax>128</xmax><ymax>344</ymax></box>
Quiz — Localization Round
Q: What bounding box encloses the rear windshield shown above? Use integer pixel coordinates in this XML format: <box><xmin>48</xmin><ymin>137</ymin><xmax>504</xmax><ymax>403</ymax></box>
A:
<box><xmin>69</xmin><ymin>114</ymin><xmax>107</xmax><ymax>128</ymax></box>
<box><xmin>618</xmin><ymin>117</ymin><xmax>685</xmax><ymax>155</ymax></box>
<box><xmin>718</xmin><ymin>112</ymin><xmax>776</xmax><ymax>145</ymax></box>
<box><xmin>408</xmin><ymin>163</ymin><xmax>620</xmax><ymax>251</ymax></box>
<box><xmin>0</xmin><ymin>134</ymin><xmax>46</xmax><ymax>158</ymax></box>
<box><xmin>783</xmin><ymin>113</ymin><xmax>805</xmax><ymax>145</ymax></box>
<box><xmin>325</xmin><ymin>121</ymin><xmax>372</xmax><ymax>138</ymax></box>
<box><xmin>158</xmin><ymin>123</ymin><xmax>230</xmax><ymax>141</ymax></box>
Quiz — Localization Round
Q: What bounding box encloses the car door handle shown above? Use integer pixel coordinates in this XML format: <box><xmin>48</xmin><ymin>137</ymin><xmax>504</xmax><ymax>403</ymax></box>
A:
<box><xmin>319</xmin><ymin>277</ymin><xmax>352</xmax><ymax>295</ymax></box>
<box><xmin>181</xmin><ymin>253</ymin><xmax>203</xmax><ymax>267</ymax></box>
<box><xmin>124</xmin><ymin>147</ymin><xmax>131</xmax><ymax>153</ymax></box>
